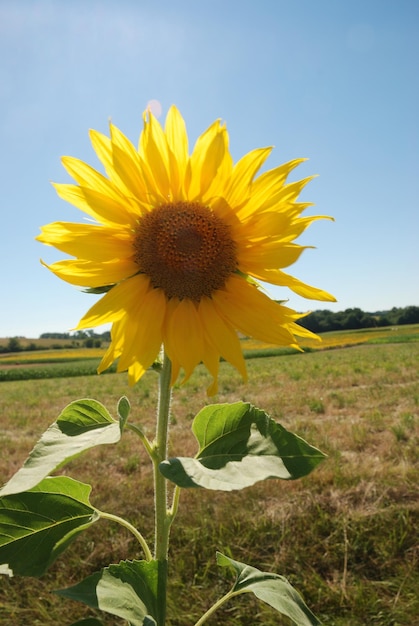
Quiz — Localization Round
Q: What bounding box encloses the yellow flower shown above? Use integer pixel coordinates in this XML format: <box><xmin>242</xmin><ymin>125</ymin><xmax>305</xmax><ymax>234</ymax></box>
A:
<box><xmin>37</xmin><ymin>106</ymin><xmax>335</xmax><ymax>394</ymax></box>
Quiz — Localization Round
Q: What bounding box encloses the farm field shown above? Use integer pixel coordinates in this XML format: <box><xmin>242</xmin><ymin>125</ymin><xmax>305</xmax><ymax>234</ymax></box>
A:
<box><xmin>0</xmin><ymin>328</ymin><xmax>418</xmax><ymax>625</ymax></box>
<box><xmin>0</xmin><ymin>324</ymin><xmax>417</xmax><ymax>382</ymax></box>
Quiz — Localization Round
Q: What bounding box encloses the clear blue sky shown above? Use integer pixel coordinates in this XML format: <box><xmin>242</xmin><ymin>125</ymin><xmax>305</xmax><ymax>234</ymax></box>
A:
<box><xmin>1</xmin><ymin>0</ymin><xmax>418</xmax><ymax>338</ymax></box>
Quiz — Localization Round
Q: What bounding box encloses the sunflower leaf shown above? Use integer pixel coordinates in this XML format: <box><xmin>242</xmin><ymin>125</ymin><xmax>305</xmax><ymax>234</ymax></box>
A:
<box><xmin>117</xmin><ymin>395</ymin><xmax>131</xmax><ymax>431</ymax></box>
<box><xmin>56</xmin><ymin>559</ymin><xmax>165</xmax><ymax>626</ymax></box>
<box><xmin>159</xmin><ymin>402</ymin><xmax>326</xmax><ymax>490</ymax></box>
<box><xmin>0</xmin><ymin>399</ymin><xmax>120</xmax><ymax>496</ymax></box>
<box><xmin>216</xmin><ymin>552</ymin><xmax>321</xmax><ymax>626</ymax></box>
<box><xmin>0</xmin><ymin>477</ymin><xmax>99</xmax><ymax>577</ymax></box>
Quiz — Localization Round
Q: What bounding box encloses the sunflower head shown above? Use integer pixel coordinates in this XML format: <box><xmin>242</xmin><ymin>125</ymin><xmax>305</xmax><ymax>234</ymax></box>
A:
<box><xmin>132</xmin><ymin>200</ymin><xmax>237</xmax><ymax>300</ymax></box>
<box><xmin>37</xmin><ymin>106</ymin><xmax>335</xmax><ymax>394</ymax></box>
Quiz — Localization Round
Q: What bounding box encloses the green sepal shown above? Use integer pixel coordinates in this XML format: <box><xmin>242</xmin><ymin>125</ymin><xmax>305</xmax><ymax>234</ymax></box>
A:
<box><xmin>159</xmin><ymin>402</ymin><xmax>326</xmax><ymax>490</ymax></box>
<box><xmin>0</xmin><ymin>476</ymin><xmax>98</xmax><ymax>577</ymax></box>
<box><xmin>217</xmin><ymin>552</ymin><xmax>321</xmax><ymax>626</ymax></box>
<box><xmin>0</xmin><ymin>399</ymin><xmax>120</xmax><ymax>496</ymax></box>
<box><xmin>57</xmin><ymin>559</ymin><xmax>166</xmax><ymax>626</ymax></box>
<box><xmin>82</xmin><ymin>285</ymin><xmax>115</xmax><ymax>294</ymax></box>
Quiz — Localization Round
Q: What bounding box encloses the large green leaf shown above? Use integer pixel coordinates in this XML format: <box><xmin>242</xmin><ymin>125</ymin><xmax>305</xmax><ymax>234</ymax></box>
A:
<box><xmin>0</xmin><ymin>399</ymin><xmax>121</xmax><ymax>496</ymax></box>
<box><xmin>0</xmin><ymin>476</ymin><xmax>99</xmax><ymax>577</ymax></box>
<box><xmin>57</xmin><ymin>559</ymin><xmax>166</xmax><ymax>626</ymax></box>
<box><xmin>160</xmin><ymin>402</ymin><xmax>326</xmax><ymax>490</ymax></box>
<box><xmin>217</xmin><ymin>552</ymin><xmax>321</xmax><ymax>626</ymax></box>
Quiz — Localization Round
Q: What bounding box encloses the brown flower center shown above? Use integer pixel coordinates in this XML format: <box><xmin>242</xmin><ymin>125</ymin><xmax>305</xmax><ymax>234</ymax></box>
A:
<box><xmin>133</xmin><ymin>202</ymin><xmax>237</xmax><ymax>300</ymax></box>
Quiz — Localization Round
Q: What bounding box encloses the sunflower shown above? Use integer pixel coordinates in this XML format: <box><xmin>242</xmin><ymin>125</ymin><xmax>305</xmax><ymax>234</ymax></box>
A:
<box><xmin>37</xmin><ymin>106</ymin><xmax>335</xmax><ymax>394</ymax></box>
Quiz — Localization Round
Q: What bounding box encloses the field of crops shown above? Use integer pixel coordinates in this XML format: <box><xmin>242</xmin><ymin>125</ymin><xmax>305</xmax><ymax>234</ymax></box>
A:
<box><xmin>0</xmin><ymin>325</ymin><xmax>417</xmax><ymax>382</ymax></box>
<box><xmin>0</xmin><ymin>326</ymin><xmax>418</xmax><ymax>625</ymax></box>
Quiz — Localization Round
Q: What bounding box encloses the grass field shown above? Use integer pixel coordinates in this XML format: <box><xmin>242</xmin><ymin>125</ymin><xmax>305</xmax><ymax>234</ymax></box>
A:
<box><xmin>0</xmin><ymin>327</ymin><xmax>418</xmax><ymax>625</ymax></box>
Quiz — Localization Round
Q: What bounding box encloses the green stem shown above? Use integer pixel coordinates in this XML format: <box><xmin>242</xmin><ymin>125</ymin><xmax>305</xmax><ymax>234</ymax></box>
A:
<box><xmin>153</xmin><ymin>351</ymin><xmax>172</xmax><ymax>559</ymax></box>
<box><xmin>193</xmin><ymin>589</ymin><xmax>244</xmax><ymax>626</ymax></box>
<box><xmin>152</xmin><ymin>350</ymin><xmax>172</xmax><ymax>625</ymax></box>
<box><xmin>97</xmin><ymin>510</ymin><xmax>152</xmax><ymax>562</ymax></box>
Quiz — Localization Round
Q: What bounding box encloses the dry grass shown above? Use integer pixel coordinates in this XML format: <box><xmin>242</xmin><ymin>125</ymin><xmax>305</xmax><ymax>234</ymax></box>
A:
<box><xmin>0</xmin><ymin>341</ymin><xmax>418</xmax><ymax>625</ymax></box>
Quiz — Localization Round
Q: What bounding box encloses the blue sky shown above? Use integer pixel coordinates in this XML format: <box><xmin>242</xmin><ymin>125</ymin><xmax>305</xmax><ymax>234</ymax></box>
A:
<box><xmin>1</xmin><ymin>0</ymin><xmax>418</xmax><ymax>337</ymax></box>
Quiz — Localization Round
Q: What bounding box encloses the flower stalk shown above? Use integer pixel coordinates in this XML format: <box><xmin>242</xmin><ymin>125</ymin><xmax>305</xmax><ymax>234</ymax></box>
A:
<box><xmin>152</xmin><ymin>350</ymin><xmax>172</xmax><ymax>624</ymax></box>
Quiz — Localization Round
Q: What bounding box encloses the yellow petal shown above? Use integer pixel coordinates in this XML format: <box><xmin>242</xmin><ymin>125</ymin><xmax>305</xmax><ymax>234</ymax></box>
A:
<box><xmin>185</xmin><ymin>120</ymin><xmax>226</xmax><ymax>199</ymax></box>
<box><xmin>37</xmin><ymin>222</ymin><xmax>133</xmax><ymax>262</ymax></box>
<box><xmin>248</xmin><ymin>158</ymin><xmax>307</xmax><ymax>205</ymax></box>
<box><xmin>198</xmin><ymin>297</ymin><xmax>247</xmax><ymax>380</ymax></box>
<box><xmin>237</xmin><ymin>211</ymin><xmax>292</xmax><ymax>243</ymax></box>
<box><xmin>139</xmin><ymin>112</ymin><xmax>171</xmax><ymax>198</ymax></box>
<box><xmin>41</xmin><ymin>258</ymin><xmax>138</xmax><ymax>287</ymax></box>
<box><xmin>52</xmin><ymin>183</ymin><xmax>139</xmax><ymax>227</ymax></box>
<box><xmin>239</xmin><ymin>175</ymin><xmax>315</xmax><ymax>220</ymax></box>
<box><xmin>248</xmin><ymin>267</ymin><xmax>336</xmax><ymax>301</ymax></box>
<box><xmin>280</xmin><ymin>215</ymin><xmax>334</xmax><ymax>242</ymax></box>
<box><xmin>98</xmin><ymin>318</ymin><xmax>126</xmax><ymax>373</ymax></box>
<box><xmin>162</xmin><ymin>298</ymin><xmax>182</xmax><ymax>386</ymax></box>
<box><xmin>202</xmin><ymin>125</ymin><xmax>233</xmax><ymax>201</ymax></box>
<box><xmin>239</xmin><ymin>243</ymin><xmax>308</xmax><ymax>271</ymax></box>
<box><xmin>165</xmin><ymin>299</ymin><xmax>204</xmax><ymax>381</ymax></box>
<box><xmin>200</xmin><ymin>336</ymin><xmax>220</xmax><ymax>395</ymax></box>
<box><xmin>109</xmin><ymin>123</ymin><xmax>151</xmax><ymax>201</ymax></box>
<box><xmin>127</xmin><ymin>361</ymin><xmax>149</xmax><ymax>386</ymax></box>
<box><xmin>290</xmin><ymin>320</ymin><xmax>321</xmax><ymax>341</ymax></box>
<box><xmin>169</xmin><ymin>356</ymin><xmax>182</xmax><ymax>388</ymax></box>
<box><xmin>240</xmin><ymin>213</ymin><xmax>330</xmax><ymax>245</ymax></box>
<box><xmin>213</xmin><ymin>276</ymin><xmax>296</xmax><ymax>346</ymax></box>
<box><xmin>89</xmin><ymin>129</ymin><xmax>128</xmax><ymax>192</ymax></box>
<box><xmin>117</xmin><ymin>287</ymin><xmax>166</xmax><ymax>375</ymax></box>
<box><xmin>76</xmin><ymin>275</ymin><xmax>151</xmax><ymax>329</ymax></box>
<box><xmin>61</xmin><ymin>156</ymin><xmax>123</xmax><ymax>199</ymax></box>
<box><xmin>164</xmin><ymin>105</ymin><xmax>188</xmax><ymax>188</ymax></box>
<box><xmin>96</xmin><ymin>285</ymin><xmax>165</xmax><ymax>384</ymax></box>
<box><xmin>225</xmin><ymin>147</ymin><xmax>272</xmax><ymax>209</ymax></box>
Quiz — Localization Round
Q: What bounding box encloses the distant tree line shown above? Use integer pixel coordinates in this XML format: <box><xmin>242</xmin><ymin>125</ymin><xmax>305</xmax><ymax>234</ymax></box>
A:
<box><xmin>39</xmin><ymin>330</ymin><xmax>111</xmax><ymax>349</ymax></box>
<box><xmin>297</xmin><ymin>306</ymin><xmax>419</xmax><ymax>333</ymax></box>
<box><xmin>0</xmin><ymin>330</ymin><xmax>111</xmax><ymax>354</ymax></box>
<box><xmin>39</xmin><ymin>330</ymin><xmax>111</xmax><ymax>341</ymax></box>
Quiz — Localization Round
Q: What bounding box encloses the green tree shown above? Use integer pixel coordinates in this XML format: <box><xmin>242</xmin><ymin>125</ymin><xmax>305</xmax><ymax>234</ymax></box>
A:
<box><xmin>7</xmin><ymin>337</ymin><xmax>22</xmax><ymax>352</ymax></box>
